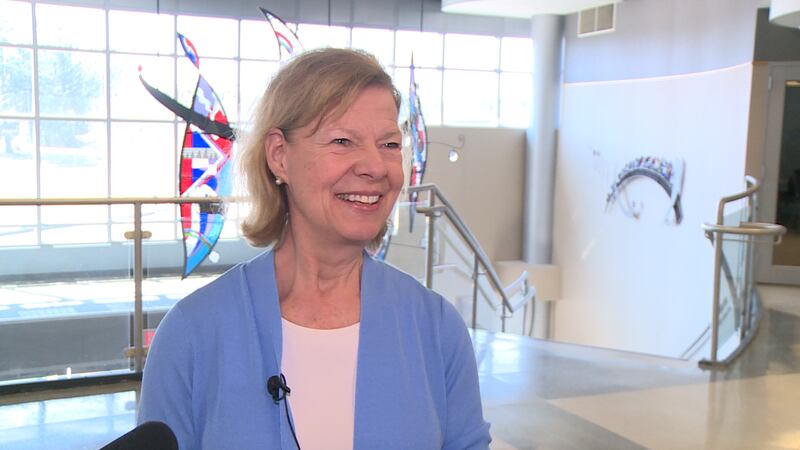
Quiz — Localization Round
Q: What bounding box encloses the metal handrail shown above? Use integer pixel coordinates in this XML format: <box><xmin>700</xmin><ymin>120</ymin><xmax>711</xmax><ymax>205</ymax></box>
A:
<box><xmin>433</xmin><ymin>263</ymin><xmax>534</xmax><ymax>315</ymax></box>
<box><xmin>408</xmin><ymin>184</ymin><xmax>530</xmax><ymax>332</ymax></box>
<box><xmin>0</xmin><ymin>196</ymin><xmax>241</xmax><ymax>206</ymax></box>
<box><xmin>699</xmin><ymin>177</ymin><xmax>786</xmax><ymax>367</ymax></box>
<box><xmin>702</xmin><ymin>222</ymin><xmax>786</xmax><ymax>243</ymax></box>
<box><xmin>440</xmin><ymin>204</ymin><xmax>534</xmax><ymax>316</ymax></box>
<box><xmin>433</xmin><ymin>262</ymin><xmax>499</xmax><ymax>314</ymax></box>
<box><xmin>0</xmin><ymin>195</ymin><xmax>240</xmax><ymax>374</ymax></box>
<box><xmin>2</xmin><ymin>189</ymin><xmax>532</xmax><ymax>348</ymax></box>
<box><xmin>431</xmin><ymin>213</ymin><xmax>531</xmax><ymax>314</ymax></box>
<box><xmin>716</xmin><ymin>176</ymin><xmax>760</xmax><ymax>212</ymax></box>
<box><xmin>503</xmin><ymin>270</ymin><xmax>529</xmax><ymax>297</ymax></box>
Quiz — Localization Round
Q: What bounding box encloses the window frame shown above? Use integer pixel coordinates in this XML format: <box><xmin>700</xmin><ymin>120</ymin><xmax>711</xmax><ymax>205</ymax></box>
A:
<box><xmin>0</xmin><ymin>2</ymin><xmax>534</xmax><ymax>248</ymax></box>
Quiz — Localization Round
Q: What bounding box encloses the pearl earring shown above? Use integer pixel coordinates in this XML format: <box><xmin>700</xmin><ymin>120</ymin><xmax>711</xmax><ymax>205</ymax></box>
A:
<box><xmin>275</xmin><ymin>176</ymin><xmax>284</xmax><ymax>185</ymax></box>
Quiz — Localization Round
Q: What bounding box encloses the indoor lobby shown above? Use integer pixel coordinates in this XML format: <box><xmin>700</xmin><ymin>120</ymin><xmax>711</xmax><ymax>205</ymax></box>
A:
<box><xmin>1</xmin><ymin>0</ymin><xmax>800</xmax><ymax>449</ymax></box>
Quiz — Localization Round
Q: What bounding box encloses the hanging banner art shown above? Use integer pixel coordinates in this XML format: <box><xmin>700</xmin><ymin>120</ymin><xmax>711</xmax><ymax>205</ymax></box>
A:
<box><xmin>138</xmin><ymin>11</ymin><xmax>304</xmax><ymax>276</ymax></box>
<box><xmin>259</xmin><ymin>7</ymin><xmax>304</xmax><ymax>59</ymax></box>
<box><xmin>140</xmin><ymin>33</ymin><xmax>234</xmax><ymax>278</ymax></box>
<box><xmin>405</xmin><ymin>57</ymin><xmax>429</xmax><ymax>234</ymax></box>
<box><xmin>373</xmin><ymin>57</ymin><xmax>429</xmax><ymax>261</ymax></box>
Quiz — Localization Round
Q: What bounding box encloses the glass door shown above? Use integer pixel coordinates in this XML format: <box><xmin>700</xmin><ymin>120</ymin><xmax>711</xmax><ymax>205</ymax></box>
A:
<box><xmin>758</xmin><ymin>65</ymin><xmax>800</xmax><ymax>285</ymax></box>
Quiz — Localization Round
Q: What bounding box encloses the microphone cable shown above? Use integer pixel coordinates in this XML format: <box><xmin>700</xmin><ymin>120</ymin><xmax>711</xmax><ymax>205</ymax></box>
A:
<box><xmin>283</xmin><ymin>391</ymin><xmax>300</xmax><ymax>450</ymax></box>
<box><xmin>268</xmin><ymin>374</ymin><xmax>301</xmax><ymax>450</ymax></box>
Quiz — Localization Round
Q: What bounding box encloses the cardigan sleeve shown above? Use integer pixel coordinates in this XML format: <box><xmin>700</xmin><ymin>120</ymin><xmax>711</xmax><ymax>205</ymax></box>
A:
<box><xmin>137</xmin><ymin>304</ymin><xmax>197</xmax><ymax>450</ymax></box>
<box><xmin>439</xmin><ymin>299</ymin><xmax>492</xmax><ymax>450</ymax></box>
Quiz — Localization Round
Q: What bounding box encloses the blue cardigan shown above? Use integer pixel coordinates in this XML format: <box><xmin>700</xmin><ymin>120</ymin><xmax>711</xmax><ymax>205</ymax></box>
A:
<box><xmin>138</xmin><ymin>250</ymin><xmax>491</xmax><ymax>449</ymax></box>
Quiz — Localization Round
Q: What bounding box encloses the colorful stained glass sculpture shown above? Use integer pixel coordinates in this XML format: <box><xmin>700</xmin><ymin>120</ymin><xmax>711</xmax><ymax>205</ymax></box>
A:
<box><xmin>259</xmin><ymin>8</ymin><xmax>304</xmax><ymax>59</ymax></box>
<box><xmin>140</xmin><ymin>33</ymin><xmax>234</xmax><ymax>278</ymax></box>
<box><xmin>405</xmin><ymin>56</ymin><xmax>428</xmax><ymax>233</ymax></box>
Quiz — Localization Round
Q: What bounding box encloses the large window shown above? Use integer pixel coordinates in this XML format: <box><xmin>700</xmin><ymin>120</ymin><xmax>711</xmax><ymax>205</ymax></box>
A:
<box><xmin>0</xmin><ymin>0</ymin><xmax>533</xmax><ymax>247</ymax></box>
<box><xmin>0</xmin><ymin>1</ymin><xmax>534</xmax><ymax>385</ymax></box>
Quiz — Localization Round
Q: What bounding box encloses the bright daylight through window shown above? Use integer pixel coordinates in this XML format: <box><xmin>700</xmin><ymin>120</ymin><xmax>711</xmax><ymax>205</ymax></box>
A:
<box><xmin>0</xmin><ymin>0</ymin><xmax>533</xmax><ymax>247</ymax></box>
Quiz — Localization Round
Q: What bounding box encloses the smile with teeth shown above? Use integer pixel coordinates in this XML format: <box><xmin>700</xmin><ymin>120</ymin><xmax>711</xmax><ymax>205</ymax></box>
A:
<box><xmin>336</xmin><ymin>193</ymin><xmax>381</xmax><ymax>205</ymax></box>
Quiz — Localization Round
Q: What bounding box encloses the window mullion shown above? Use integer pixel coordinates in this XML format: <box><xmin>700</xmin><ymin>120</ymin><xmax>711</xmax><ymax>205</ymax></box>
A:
<box><xmin>31</xmin><ymin>1</ymin><xmax>42</xmax><ymax>245</ymax></box>
<box><xmin>172</xmin><ymin>12</ymin><xmax>179</xmax><ymax>240</ymax></box>
<box><xmin>496</xmin><ymin>37</ymin><xmax>502</xmax><ymax>127</ymax></box>
<box><xmin>105</xmin><ymin>6</ymin><xmax>112</xmax><ymax>242</ymax></box>
<box><xmin>439</xmin><ymin>33</ymin><xmax>445</xmax><ymax>125</ymax></box>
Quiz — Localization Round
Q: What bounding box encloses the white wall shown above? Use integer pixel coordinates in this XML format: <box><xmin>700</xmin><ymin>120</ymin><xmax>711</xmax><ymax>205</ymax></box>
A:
<box><xmin>551</xmin><ymin>64</ymin><xmax>753</xmax><ymax>357</ymax></box>
<box><xmin>425</xmin><ymin>126</ymin><xmax>526</xmax><ymax>262</ymax></box>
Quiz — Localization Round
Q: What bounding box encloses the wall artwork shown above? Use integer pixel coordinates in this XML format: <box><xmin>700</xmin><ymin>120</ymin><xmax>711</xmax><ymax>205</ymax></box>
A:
<box><xmin>605</xmin><ymin>156</ymin><xmax>685</xmax><ymax>225</ymax></box>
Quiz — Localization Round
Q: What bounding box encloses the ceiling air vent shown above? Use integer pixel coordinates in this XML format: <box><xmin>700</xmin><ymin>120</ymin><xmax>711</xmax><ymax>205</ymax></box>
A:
<box><xmin>578</xmin><ymin>3</ymin><xmax>616</xmax><ymax>37</ymax></box>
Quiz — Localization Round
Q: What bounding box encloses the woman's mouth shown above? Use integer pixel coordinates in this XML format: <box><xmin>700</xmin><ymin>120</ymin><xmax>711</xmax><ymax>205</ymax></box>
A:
<box><xmin>336</xmin><ymin>193</ymin><xmax>381</xmax><ymax>205</ymax></box>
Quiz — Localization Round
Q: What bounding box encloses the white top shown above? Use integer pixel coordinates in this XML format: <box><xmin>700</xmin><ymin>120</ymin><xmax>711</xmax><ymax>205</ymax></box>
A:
<box><xmin>280</xmin><ymin>318</ymin><xmax>360</xmax><ymax>450</ymax></box>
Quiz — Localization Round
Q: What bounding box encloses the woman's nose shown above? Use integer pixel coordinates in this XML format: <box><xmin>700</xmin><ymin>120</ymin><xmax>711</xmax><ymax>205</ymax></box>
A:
<box><xmin>354</xmin><ymin>145</ymin><xmax>389</xmax><ymax>179</ymax></box>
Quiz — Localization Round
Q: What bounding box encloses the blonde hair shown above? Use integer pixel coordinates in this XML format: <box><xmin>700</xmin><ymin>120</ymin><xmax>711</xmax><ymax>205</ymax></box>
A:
<box><xmin>238</xmin><ymin>48</ymin><xmax>400</xmax><ymax>248</ymax></box>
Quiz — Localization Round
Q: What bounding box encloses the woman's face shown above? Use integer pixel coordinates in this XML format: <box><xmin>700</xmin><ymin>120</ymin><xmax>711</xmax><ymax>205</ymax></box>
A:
<box><xmin>268</xmin><ymin>86</ymin><xmax>404</xmax><ymax>249</ymax></box>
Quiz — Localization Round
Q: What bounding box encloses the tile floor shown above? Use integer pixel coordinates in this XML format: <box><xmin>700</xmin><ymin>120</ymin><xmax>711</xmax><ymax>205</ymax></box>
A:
<box><xmin>0</xmin><ymin>385</ymin><xmax>137</xmax><ymax>449</ymax></box>
<box><xmin>0</xmin><ymin>284</ymin><xmax>798</xmax><ymax>449</ymax></box>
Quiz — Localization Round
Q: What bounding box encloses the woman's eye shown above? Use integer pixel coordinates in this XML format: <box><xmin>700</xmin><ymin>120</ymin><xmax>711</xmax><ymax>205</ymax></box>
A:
<box><xmin>332</xmin><ymin>138</ymin><xmax>350</xmax><ymax>146</ymax></box>
<box><xmin>383</xmin><ymin>142</ymin><xmax>401</xmax><ymax>150</ymax></box>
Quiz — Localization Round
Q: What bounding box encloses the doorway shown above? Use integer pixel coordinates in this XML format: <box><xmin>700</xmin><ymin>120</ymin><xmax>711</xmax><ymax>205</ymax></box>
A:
<box><xmin>758</xmin><ymin>64</ymin><xmax>800</xmax><ymax>285</ymax></box>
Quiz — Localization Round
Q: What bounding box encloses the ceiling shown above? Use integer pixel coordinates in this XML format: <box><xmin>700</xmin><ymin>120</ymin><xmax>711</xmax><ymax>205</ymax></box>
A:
<box><xmin>441</xmin><ymin>0</ymin><xmax>623</xmax><ymax>18</ymax></box>
<box><xmin>770</xmin><ymin>0</ymin><xmax>800</xmax><ymax>27</ymax></box>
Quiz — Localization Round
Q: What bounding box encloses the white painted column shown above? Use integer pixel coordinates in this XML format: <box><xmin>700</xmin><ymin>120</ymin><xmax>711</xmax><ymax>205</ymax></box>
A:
<box><xmin>524</xmin><ymin>14</ymin><xmax>564</xmax><ymax>264</ymax></box>
<box><xmin>524</xmin><ymin>14</ymin><xmax>564</xmax><ymax>338</ymax></box>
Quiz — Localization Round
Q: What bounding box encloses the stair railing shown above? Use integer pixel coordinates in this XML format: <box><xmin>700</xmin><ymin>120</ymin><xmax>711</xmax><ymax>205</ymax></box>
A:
<box><xmin>699</xmin><ymin>176</ymin><xmax>785</xmax><ymax>367</ymax></box>
<box><xmin>408</xmin><ymin>184</ymin><xmax>536</xmax><ymax>332</ymax></box>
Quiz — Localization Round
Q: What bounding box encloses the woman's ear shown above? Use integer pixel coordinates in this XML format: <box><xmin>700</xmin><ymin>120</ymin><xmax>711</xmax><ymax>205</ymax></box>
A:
<box><xmin>264</xmin><ymin>128</ymin><xmax>289</xmax><ymax>183</ymax></box>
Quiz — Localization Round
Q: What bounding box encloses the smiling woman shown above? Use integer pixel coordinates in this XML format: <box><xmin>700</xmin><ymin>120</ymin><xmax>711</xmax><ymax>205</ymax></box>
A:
<box><xmin>238</xmin><ymin>48</ymin><xmax>402</xmax><ymax>250</ymax></box>
<box><xmin>264</xmin><ymin>85</ymin><xmax>404</xmax><ymax>253</ymax></box>
<box><xmin>137</xmin><ymin>48</ymin><xmax>491</xmax><ymax>450</ymax></box>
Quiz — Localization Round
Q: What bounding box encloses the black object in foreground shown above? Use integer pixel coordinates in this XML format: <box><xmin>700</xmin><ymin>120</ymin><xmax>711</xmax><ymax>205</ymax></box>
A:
<box><xmin>99</xmin><ymin>421</ymin><xmax>177</xmax><ymax>450</ymax></box>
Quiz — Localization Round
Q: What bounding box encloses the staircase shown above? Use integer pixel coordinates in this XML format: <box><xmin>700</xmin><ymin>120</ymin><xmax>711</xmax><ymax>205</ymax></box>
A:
<box><xmin>384</xmin><ymin>184</ymin><xmax>536</xmax><ymax>335</ymax></box>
